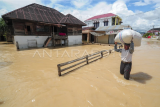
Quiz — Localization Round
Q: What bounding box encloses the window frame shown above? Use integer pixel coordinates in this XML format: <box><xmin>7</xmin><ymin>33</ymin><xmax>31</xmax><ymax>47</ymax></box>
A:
<box><xmin>36</xmin><ymin>25</ymin><xmax>50</xmax><ymax>32</ymax></box>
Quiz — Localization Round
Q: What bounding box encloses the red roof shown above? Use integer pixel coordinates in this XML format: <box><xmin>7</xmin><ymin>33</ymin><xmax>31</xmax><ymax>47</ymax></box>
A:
<box><xmin>85</xmin><ymin>13</ymin><xmax>116</xmax><ymax>21</ymax></box>
<box><xmin>147</xmin><ymin>30</ymin><xmax>159</xmax><ymax>33</ymax></box>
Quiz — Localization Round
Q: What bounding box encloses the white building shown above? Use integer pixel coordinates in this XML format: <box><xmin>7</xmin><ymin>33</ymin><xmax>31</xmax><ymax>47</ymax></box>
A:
<box><xmin>84</xmin><ymin>13</ymin><xmax>122</xmax><ymax>28</ymax></box>
<box><xmin>82</xmin><ymin>13</ymin><xmax>131</xmax><ymax>44</ymax></box>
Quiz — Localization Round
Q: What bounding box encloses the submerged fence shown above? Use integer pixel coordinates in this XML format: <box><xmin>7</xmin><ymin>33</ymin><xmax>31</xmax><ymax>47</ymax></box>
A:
<box><xmin>57</xmin><ymin>49</ymin><xmax>113</xmax><ymax>76</ymax></box>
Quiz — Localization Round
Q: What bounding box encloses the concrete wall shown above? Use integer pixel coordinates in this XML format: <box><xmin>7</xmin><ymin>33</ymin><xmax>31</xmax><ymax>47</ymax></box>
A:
<box><xmin>97</xmin><ymin>35</ymin><xmax>109</xmax><ymax>44</ymax></box>
<box><xmin>14</xmin><ymin>35</ymin><xmax>82</xmax><ymax>49</ymax></box>
<box><xmin>14</xmin><ymin>36</ymin><xmax>52</xmax><ymax>49</ymax></box>
<box><xmin>68</xmin><ymin>35</ymin><xmax>82</xmax><ymax>45</ymax></box>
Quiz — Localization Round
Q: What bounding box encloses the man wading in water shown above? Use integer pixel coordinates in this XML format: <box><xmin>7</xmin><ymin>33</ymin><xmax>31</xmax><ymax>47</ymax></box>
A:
<box><xmin>114</xmin><ymin>40</ymin><xmax>134</xmax><ymax>80</ymax></box>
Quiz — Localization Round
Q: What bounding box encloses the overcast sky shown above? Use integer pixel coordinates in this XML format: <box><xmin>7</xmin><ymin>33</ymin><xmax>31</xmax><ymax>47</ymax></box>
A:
<box><xmin>0</xmin><ymin>0</ymin><xmax>160</xmax><ymax>32</ymax></box>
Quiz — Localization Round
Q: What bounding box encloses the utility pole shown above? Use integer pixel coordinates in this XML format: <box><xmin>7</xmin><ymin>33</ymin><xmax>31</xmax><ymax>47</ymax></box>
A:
<box><xmin>152</xmin><ymin>25</ymin><xmax>154</xmax><ymax>35</ymax></box>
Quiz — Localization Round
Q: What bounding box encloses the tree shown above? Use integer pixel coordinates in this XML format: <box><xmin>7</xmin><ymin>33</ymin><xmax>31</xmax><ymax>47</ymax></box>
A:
<box><xmin>143</xmin><ymin>33</ymin><xmax>153</xmax><ymax>38</ymax></box>
<box><xmin>0</xmin><ymin>18</ymin><xmax>8</xmax><ymax>37</ymax></box>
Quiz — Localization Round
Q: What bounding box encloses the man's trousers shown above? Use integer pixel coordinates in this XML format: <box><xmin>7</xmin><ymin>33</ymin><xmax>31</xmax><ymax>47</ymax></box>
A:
<box><xmin>120</xmin><ymin>61</ymin><xmax>132</xmax><ymax>80</ymax></box>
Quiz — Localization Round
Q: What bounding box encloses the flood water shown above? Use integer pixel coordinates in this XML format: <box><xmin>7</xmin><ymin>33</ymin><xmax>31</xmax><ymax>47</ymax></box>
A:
<box><xmin>0</xmin><ymin>38</ymin><xmax>160</xmax><ymax>107</ymax></box>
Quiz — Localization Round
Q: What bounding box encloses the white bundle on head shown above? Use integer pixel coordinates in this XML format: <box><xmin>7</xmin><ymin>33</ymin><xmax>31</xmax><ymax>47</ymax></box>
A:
<box><xmin>114</xmin><ymin>29</ymin><xmax>142</xmax><ymax>47</ymax></box>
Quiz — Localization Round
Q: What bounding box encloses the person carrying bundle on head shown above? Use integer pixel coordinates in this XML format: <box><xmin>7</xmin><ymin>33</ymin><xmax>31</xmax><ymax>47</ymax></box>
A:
<box><xmin>114</xmin><ymin>40</ymin><xmax>134</xmax><ymax>80</ymax></box>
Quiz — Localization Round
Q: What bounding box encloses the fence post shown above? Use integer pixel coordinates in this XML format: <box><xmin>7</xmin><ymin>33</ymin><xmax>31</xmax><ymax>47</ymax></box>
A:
<box><xmin>16</xmin><ymin>41</ymin><xmax>19</xmax><ymax>50</ymax></box>
<box><xmin>57</xmin><ymin>65</ymin><xmax>61</xmax><ymax>76</ymax></box>
<box><xmin>101</xmin><ymin>51</ymin><xmax>103</xmax><ymax>58</ymax></box>
<box><xmin>86</xmin><ymin>55</ymin><xmax>88</xmax><ymax>64</ymax></box>
<box><xmin>109</xmin><ymin>50</ymin><xmax>111</xmax><ymax>54</ymax></box>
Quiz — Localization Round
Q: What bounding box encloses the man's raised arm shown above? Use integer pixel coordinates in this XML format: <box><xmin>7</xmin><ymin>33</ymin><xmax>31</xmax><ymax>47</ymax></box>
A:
<box><xmin>129</xmin><ymin>41</ymin><xmax>134</xmax><ymax>54</ymax></box>
<box><xmin>114</xmin><ymin>42</ymin><xmax>122</xmax><ymax>53</ymax></box>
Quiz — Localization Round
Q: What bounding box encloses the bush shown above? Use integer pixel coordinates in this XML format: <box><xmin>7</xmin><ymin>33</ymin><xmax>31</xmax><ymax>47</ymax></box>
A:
<box><xmin>143</xmin><ymin>33</ymin><xmax>153</xmax><ymax>38</ymax></box>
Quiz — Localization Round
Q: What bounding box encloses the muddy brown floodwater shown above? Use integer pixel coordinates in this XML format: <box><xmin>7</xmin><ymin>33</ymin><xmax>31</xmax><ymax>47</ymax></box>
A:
<box><xmin>0</xmin><ymin>38</ymin><xmax>160</xmax><ymax>107</ymax></box>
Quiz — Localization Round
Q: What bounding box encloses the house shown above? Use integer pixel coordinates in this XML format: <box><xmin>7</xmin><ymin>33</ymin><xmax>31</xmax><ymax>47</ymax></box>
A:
<box><xmin>2</xmin><ymin>3</ymin><xmax>86</xmax><ymax>49</ymax></box>
<box><xmin>147</xmin><ymin>28</ymin><xmax>160</xmax><ymax>36</ymax></box>
<box><xmin>84</xmin><ymin>13</ymin><xmax>122</xmax><ymax>28</ymax></box>
<box><xmin>82</xmin><ymin>13</ymin><xmax>131</xmax><ymax>44</ymax></box>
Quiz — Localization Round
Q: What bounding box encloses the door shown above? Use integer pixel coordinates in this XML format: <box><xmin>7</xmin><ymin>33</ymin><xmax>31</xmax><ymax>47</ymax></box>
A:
<box><xmin>91</xmin><ymin>34</ymin><xmax>94</xmax><ymax>42</ymax></box>
<box><xmin>25</xmin><ymin>22</ymin><xmax>33</xmax><ymax>35</ymax></box>
<box><xmin>109</xmin><ymin>34</ymin><xmax>116</xmax><ymax>44</ymax></box>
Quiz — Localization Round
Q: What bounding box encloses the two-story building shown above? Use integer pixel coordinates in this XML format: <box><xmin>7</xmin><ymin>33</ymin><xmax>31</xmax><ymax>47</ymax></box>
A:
<box><xmin>82</xmin><ymin>13</ymin><xmax>131</xmax><ymax>44</ymax></box>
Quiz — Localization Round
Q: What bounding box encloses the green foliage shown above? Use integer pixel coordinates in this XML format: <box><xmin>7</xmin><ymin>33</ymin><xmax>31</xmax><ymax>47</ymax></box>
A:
<box><xmin>0</xmin><ymin>18</ymin><xmax>6</xmax><ymax>26</ymax></box>
<box><xmin>0</xmin><ymin>18</ymin><xmax>8</xmax><ymax>36</ymax></box>
<box><xmin>143</xmin><ymin>33</ymin><xmax>153</xmax><ymax>38</ymax></box>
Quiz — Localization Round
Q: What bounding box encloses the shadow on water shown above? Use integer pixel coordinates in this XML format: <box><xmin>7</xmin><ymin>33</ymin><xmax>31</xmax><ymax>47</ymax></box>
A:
<box><xmin>131</xmin><ymin>72</ymin><xmax>152</xmax><ymax>84</ymax></box>
<box><xmin>0</xmin><ymin>62</ymin><xmax>13</xmax><ymax>69</ymax></box>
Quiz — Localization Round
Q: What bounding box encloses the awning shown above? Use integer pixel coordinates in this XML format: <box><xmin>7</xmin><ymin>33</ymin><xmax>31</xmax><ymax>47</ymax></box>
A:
<box><xmin>94</xmin><ymin>25</ymin><xmax>132</xmax><ymax>35</ymax></box>
<box><xmin>90</xmin><ymin>32</ymin><xmax>105</xmax><ymax>36</ymax></box>
<box><xmin>90</xmin><ymin>25</ymin><xmax>132</xmax><ymax>36</ymax></box>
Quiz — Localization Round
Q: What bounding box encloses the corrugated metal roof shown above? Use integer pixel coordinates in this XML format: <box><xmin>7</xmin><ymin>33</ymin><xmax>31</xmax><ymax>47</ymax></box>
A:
<box><xmin>90</xmin><ymin>32</ymin><xmax>105</xmax><ymax>36</ymax></box>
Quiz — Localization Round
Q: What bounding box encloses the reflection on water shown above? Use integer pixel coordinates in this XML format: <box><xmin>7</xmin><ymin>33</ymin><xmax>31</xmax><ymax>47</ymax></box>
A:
<box><xmin>0</xmin><ymin>38</ymin><xmax>160</xmax><ymax>107</ymax></box>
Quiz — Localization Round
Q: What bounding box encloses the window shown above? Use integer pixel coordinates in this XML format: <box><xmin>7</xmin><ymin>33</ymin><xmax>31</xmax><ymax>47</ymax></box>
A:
<box><xmin>27</xmin><ymin>26</ymin><xmax>31</xmax><ymax>32</ymax></box>
<box><xmin>73</xmin><ymin>27</ymin><xmax>78</xmax><ymax>35</ymax></box>
<box><xmin>112</xmin><ymin>18</ymin><xmax>115</xmax><ymax>25</ymax></box>
<box><xmin>67</xmin><ymin>27</ymin><xmax>73</xmax><ymax>35</ymax></box>
<box><xmin>93</xmin><ymin>22</ymin><xmax>99</xmax><ymax>28</ymax></box>
<box><xmin>36</xmin><ymin>25</ymin><xmax>49</xmax><ymax>32</ymax></box>
<box><xmin>97</xmin><ymin>22</ymin><xmax>99</xmax><ymax>28</ymax></box>
<box><xmin>77</xmin><ymin>27</ymin><xmax>82</xmax><ymax>35</ymax></box>
<box><xmin>104</xmin><ymin>21</ymin><xmax>108</xmax><ymax>26</ymax></box>
<box><xmin>25</xmin><ymin>25</ymin><xmax>32</xmax><ymax>35</ymax></box>
<box><xmin>67</xmin><ymin>26</ymin><xmax>82</xmax><ymax>35</ymax></box>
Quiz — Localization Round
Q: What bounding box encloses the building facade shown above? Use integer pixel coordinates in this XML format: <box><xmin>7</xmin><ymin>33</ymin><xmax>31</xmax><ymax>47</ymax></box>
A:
<box><xmin>84</xmin><ymin>13</ymin><xmax>122</xmax><ymax>29</ymax></box>
<box><xmin>2</xmin><ymin>3</ymin><xmax>86</xmax><ymax>50</ymax></box>
<box><xmin>82</xmin><ymin>13</ymin><xmax>131</xmax><ymax>44</ymax></box>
